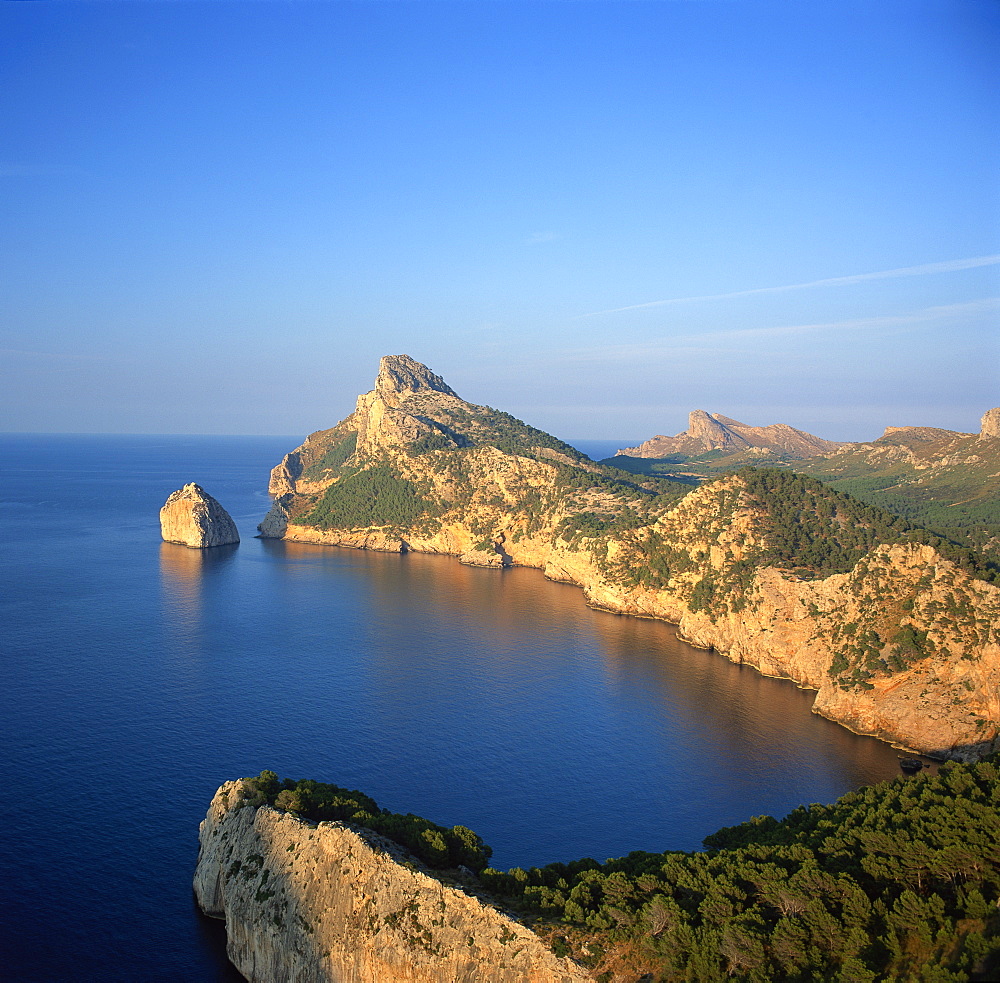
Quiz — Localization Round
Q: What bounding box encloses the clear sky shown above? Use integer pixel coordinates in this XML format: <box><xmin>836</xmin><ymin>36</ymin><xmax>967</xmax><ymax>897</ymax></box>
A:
<box><xmin>2</xmin><ymin>0</ymin><xmax>997</xmax><ymax>443</ymax></box>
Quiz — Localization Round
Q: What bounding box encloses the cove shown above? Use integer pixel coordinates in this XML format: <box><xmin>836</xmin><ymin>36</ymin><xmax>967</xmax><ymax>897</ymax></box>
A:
<box><xmin>1</xmin><ymin>434</ymin><xmax>908</xmax><ymax>981</ymax></box>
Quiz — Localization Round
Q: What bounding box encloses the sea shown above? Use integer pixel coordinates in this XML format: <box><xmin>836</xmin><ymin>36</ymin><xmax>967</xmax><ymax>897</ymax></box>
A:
<box><xmin>1</xmin><ymin>433</ymin><xmax>910</xmax><ymax>982</ymax></box>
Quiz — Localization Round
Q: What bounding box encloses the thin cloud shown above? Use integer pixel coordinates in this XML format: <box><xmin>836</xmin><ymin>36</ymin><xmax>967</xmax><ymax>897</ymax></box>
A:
<box><xmin>562</xmin><ymin>297</ymin><xmax>1000</xmax><ymax>362</ymax></box>
<box><xmin>704</xmin><ymin>296</ymin><xmax>1000</xmax><ymax>342</ymax></box>
<box><xmin>579</xmin><ymin>255</ymin><xmax>1000</xmax><ymax>317</ymax></box>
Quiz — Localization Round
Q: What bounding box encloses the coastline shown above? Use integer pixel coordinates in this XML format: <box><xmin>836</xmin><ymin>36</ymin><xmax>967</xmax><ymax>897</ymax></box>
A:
<box><xmin>266</xmin><ymin>524</ymin><xmax>999</xmax><ymax>763</ymax></box>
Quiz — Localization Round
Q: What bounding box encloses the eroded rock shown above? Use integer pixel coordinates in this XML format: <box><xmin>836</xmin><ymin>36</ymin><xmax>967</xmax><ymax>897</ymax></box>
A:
<box><xmin>160</xmin><ymin>483</ymin><xmax>240</xmax><ymax>548</ymax></box>
<box><xmin>194</xmin><ymin>779</ymin><xmax>589</xmax><ymax>983</ymax></box>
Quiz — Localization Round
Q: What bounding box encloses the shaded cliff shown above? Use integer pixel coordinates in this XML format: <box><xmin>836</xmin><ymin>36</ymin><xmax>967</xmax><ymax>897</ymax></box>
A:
<box><xmin>193</xmin><ymin>779</ymin><xmax>588</xmax><ymax>983</ymax></box>
<box><xmin>258</xmin><ymin>357</ymin><xmax>1000</xmax><ymax>760</ymax></box>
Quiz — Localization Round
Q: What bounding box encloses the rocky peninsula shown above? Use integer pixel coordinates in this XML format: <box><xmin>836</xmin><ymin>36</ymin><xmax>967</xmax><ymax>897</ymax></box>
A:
<box><xmin>197</xmin><ymin>763</ymin><xmax>1000</xmax><ymax>983</ymax></box>
<box><xmin>257</xmin><ymin>356</ymin><xmax>1000</xmax><ymax>762</ymax></box>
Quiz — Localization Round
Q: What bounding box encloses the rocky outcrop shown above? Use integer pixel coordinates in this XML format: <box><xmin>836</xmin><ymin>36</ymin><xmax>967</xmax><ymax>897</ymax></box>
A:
<box><xmin>160</xmin><ymin>483</ymin><xmax>239</xmax><ymax>548</ymax></box>
<box><xmin>980</xmin><ymin>408</ymin><xmax>1000</xmax><ymax>439</ymax></box>
<box><xmin>353</xmin><ymin>355</ymin><xmax>466</xmax><ymax>459</ymax></box>
<box><xmin>617</xmin><ymin>411</ymin><xmax>845</xmax><ymax>459</ymax></box>
<box><xmin>459</xmin><ymin>547</ymin><xmax>507</xmax><ymax>567</ymax></box>
<box><xmin>878</xmin><ymin>425</ymin><xmax>966</xmax><ymax>444</ymax></box>
<box><xmin>194</xmin><ymin>780</ymin><xmax>589</xmax><ymax>983</ymax></box>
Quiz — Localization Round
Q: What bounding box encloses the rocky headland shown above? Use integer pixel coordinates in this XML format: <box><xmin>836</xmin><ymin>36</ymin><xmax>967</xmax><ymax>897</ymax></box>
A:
<box><xmin>193</xmin><ymin>779</ymin><xmax>588</xmax><ymax>983</ymax></box>
<box><xmin>197</xmin><ymin>766</ymin><xmax>1000</xmax><ymax>983</ymax></box>
<box><xmin>616</xmin><ymin>410</ymin><xmax>846</xmax><ymax>460</ymax></box>
<box><xmin>160</xmin><ymin>482</ymin><xmax>240</xmax><ymax>548</ymax></box>
<box><xmin>258</xmin><ymin>356</ymin><xmax>1000</xmax><ymax>761</ymax></box>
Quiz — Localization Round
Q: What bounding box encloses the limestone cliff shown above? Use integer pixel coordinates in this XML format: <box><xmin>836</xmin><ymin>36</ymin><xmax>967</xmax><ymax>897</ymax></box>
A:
<box><xmin>194</xmin><ymin>779</ymin><xmax>588</xmax><ymax>983</ymax></box>
<box><xmin>160</xmin><ymin>483</ymin><xmax>240</xmax><ymax>548</ymax></box>
<box><xmin>979</xmin><ymin>407</ymin><xmax>1000</xmax><ymax>440</ymax></box>
<box><xmin>616</xmin><ymin>411</ymin><xmax>845</xmax><ymax>460</ymax></box>
<box><xmin>259</xmin><ymin>357</ymin><xmax>1000</xmax><ymax>761</ymax></box>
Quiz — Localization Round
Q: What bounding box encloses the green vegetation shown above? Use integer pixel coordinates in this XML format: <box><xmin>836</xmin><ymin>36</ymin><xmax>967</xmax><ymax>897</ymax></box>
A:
<box><xmin>488</xmin><ymin>757</ymin><xmax>1000</xmax><ymax>980</ymax></box>
<box><xmin>241</xmin><ymin>771</ymin><xmax>492</xmax><ymax>873</ymax></box>
<box><xmin>714</xmin><ymin>470</ymin><xmax>997</xmax><ymax>586</ymax></box>
<box><xmin>822</xmin><ymin>548</ymin><xmax>1000</xmax><ymax>691</ymax></box>
<box><xmin>406</xmin><ymin>429</ymin><xmax>461</xmax><ymax>455</ymax></box>
<box><xmin>606</xmin><ymin>439</ymin><xmax>1000</xmax><ymax>574</ymax></box>
<box><xmin>300</xmin><ymin>464</ymin><xmax>438</xmax><ymax>530</ymax></box>
<box><xmin>241</xmin><ymin>760</ymin><xmax>1000</xmax><ymax>981</ymax></box>
<box><xmin>604</xmin><ymin>451</ymin><xmax>789</xmax><ymax>481</ymax></box>
<box><xmin>313</xmin><ymin>431</ymin><xmax>357</xmax><ymax>471</ymax></box>
<box><xmin>298</xmin><ymin>427</ymin><xmax>359</xmax><ymax>482</ymax></box>
<box><xmin>795</xmin><ymin>443</ymin><xmax>1000</xmax><ymax>568</ymax></box>
<box><xmin>735</xmin><ymin>468</ymin><xmax>908</xmax><ymax>576</ymax></box>
<box><xmin>471</xmin><ymin>406</ymin><xmax>590</xmax><ymax>461</ymax></box>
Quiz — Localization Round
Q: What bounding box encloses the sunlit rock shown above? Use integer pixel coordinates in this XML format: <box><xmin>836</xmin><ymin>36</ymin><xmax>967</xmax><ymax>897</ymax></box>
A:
<box><xmin>160</xmin><ymin>483</ymin><xmax>239</xmax><ymax>548</ymax></box>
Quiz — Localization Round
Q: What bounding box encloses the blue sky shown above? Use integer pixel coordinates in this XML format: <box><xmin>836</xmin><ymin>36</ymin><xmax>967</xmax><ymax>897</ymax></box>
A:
<box><xmin>2</xmin><ymin>0</ymin><xmax>997</xmax><ymax>443</ymax></box>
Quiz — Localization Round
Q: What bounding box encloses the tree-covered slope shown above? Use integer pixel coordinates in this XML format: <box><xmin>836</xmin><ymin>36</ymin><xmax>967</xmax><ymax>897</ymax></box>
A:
<box><xmin>238</xmin><ymin>764</ymin><xmax>1000</xmax><ymax>983</ymax></box>
<box><xmin>793</xmin><ymin>424</ymin><xmax>1000</xmax><ymax>565</ymax></box>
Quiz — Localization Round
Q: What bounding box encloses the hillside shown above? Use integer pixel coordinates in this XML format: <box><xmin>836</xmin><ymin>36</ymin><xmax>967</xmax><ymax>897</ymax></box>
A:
<box><xmin>607</xmin><ymin>410</ymin><xmax>1000</xmax><ymax>567</ymax></box>
<box><xmin>261</xmin><ymin>353</ymin><xmax>689</xmax><ymax>561</ymax></box>
<box><xmin>793</xmin><ymin>413</ymin><xmax>1000</xmax><ymax>564</ymax></box>
<box><xmin>260</xmin><ymin>356</ymin><xmax>1000</xmax><ymax>760</ymax></box>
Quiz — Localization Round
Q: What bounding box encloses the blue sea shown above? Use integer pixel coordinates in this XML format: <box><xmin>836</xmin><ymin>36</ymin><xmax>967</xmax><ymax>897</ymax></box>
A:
<box><xmin>1</xmin><ymin>434</ymin><xmax>907</xmax><ymax>981</ymax></box>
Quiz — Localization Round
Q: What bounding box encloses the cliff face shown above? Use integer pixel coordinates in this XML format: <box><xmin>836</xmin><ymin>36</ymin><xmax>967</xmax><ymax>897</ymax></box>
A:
<box><xmin>160</xmin><ymin>483</ymin><xmax>240</xmax><ymax>548</ymax></box>
<box><xmin>586</xmin><ymin>532</ymin><xmax>1000</xmax><ymax>759</ymax></box>
<box><xmin>616</xmin><ymin>411</ymin><xmax>845</xmax><ymax>460</ymax></box>
<box><xmin>193</xmin><ymin>780</ymin><xmax>588</xmax><ymax>983</ymax></box>
<box><xmin>259</xmin><ymin>357</ymin><xmax>1000</xmax><ymax>761</ymax></box>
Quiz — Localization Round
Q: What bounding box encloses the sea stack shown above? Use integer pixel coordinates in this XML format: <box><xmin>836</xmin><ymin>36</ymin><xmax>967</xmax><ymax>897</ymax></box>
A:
<box><xmin>160</xmin><ymin>483</ymin><xmax>240</xmax><ymax>548</ymax></box>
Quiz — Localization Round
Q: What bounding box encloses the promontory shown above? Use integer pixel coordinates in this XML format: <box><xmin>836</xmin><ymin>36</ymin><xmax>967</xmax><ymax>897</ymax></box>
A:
<box><xmin>193</xmin><ymin>776</ymin><xmax>588</xmax><ymax>983</ymax></box>
<box><xmin>196</xmin><ymin>766</ymin><xmax>1000</xmax><ymax>982</ymax></box>
<box><xmin>258</xmin><ymin>355</ymin><xmax>1000</xmax><ymax>761</ymax></box>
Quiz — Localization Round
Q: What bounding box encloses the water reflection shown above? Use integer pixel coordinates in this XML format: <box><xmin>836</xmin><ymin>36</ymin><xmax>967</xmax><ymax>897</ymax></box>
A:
<box><xmin>159</xmin><ymin>541</ymin><xmax>239</xmax><ymax>642</ymax></box>
<box><xmin>592</xmin><ymin>609</ymin><xmax>907</xmax><ymax>790</ymax></box>
<box><xmin>254</xmin><ymin>540</ymin><xmax>909</xmax><ymax>844</ymax></box>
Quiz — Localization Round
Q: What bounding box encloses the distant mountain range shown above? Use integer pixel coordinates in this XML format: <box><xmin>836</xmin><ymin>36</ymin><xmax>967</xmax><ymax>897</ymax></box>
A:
<box><xmin>616</xmin><ymin>410</ymin><xmax>846</xmax><ymax>460</ymax></box>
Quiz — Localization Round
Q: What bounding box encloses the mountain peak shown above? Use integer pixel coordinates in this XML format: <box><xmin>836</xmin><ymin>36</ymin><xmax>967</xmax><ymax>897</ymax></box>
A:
<box><xmin>618</xmin><ymin>411</ymin><xmax>841</xmax><ymax>459</ymax></box>
<box><xmin>687</xmin><ymin>410</ymin><xmax>751</xmax><ymax>450</ymax></box>
<box><xmin>375</xmin><ymin>355</ymin><xmax>458</xmax><ymax>402</ymax></box>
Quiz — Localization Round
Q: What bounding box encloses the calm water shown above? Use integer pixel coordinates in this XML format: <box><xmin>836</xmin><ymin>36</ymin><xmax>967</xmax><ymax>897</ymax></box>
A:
<box><xmin>1</xmin><ymin>434</ymin><xmax>909</xmax><ymax>982</ymax></box>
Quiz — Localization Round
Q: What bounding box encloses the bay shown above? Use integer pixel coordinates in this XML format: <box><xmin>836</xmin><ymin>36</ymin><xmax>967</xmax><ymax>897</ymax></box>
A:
<box><xmin>0</xmin><ymin>434</ymin><xmax>907</xmax><ymax>981</ymax></box>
